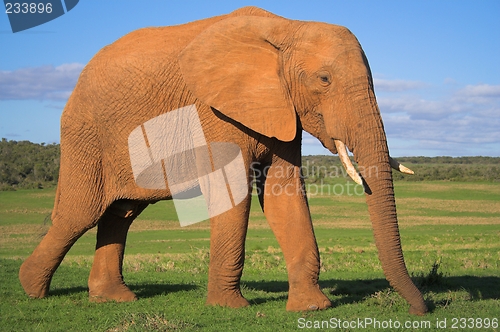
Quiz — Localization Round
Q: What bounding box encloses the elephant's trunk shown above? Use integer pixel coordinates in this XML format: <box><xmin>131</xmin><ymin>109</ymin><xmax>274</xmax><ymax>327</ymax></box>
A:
<box><xmin>351</xmin><ymin>90</ymin><xmax>427</xmax><ymax>315</ymax></box>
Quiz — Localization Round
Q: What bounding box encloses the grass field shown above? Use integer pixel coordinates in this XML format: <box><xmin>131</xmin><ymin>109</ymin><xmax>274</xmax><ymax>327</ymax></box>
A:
<box><xmin>0</xmin><ymin>181</ymin><xmax>499</xmax><ymax>331</ymax></box>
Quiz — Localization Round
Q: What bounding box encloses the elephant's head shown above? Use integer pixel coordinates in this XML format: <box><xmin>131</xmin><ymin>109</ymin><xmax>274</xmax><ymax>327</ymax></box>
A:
<box><xmin>179</xmin><ymin>14</ymin><xmax>427</xmax><ymax>315</ymax></box>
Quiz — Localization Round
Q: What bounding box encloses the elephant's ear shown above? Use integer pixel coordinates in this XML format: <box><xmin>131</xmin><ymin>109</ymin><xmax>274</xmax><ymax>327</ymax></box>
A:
<box><xmin>179</xmin><ymin>16</ymin><xmax>296</xmax><ymax>142</ymax></box>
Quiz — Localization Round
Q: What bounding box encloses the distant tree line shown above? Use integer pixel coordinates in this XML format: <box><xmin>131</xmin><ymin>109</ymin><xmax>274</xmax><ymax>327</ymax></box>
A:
<box><xmin>301</xmin><ymin>155</ymin><xmax>500</xmax><ymax>183</ymax></box>
<box><xmin>392</xmin><ymin>156</ymin><xmax>500</xmax><ymax>182</ymax></box>
<box><xmin>1</xmin><ymin>139</ymin><xmax>499</xmax><ymax>191</ymax></box>
<box><xmin>0</xmin><ymin>138</ymin><xmax>59</xmax><ymax>191</ymax></box>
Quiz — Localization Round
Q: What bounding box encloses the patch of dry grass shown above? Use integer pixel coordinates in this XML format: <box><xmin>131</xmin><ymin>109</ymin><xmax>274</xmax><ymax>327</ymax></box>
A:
<box><xmin>2</xmin><ymin>208</ymin><xmax>53</xmax><ymax>214</ymax></box>
<box><xmin>409</xmin><ymin>182</ymin><xmax>499</xmax><ymax>194</ymax></box>
<box><xmin>24</xmin><ymin>192</ymin><xmax>56</xmax><ymax>198</ymax></box>
<box><xmin>399</xmin><ymin>197</ymin><xmax>500</xmax><ymax>214</ymax></box>
<box><xmin>399</xmin><ymin>216</ymin><xmax>500</xmax><ymax>226</ymax></box>
<box><xmin>129</xmin><ymin>219</ymin><xmax>199</xmax><ymax>231</ymax></box>
<box><xmin>106</xmin><ymin>313</ymin><xmax>197</xmax><ymax>332</ymax></box>
<box><xmin>0</xmin><ymin>223</ymin><xmax>49</xmax><ymax>235</ymax></box>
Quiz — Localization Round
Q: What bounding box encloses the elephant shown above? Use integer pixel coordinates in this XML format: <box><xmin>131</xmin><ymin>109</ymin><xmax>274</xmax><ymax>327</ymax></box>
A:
<box><xmin>19</xmin><ymin>6</ymin><xmax>427</xmax><ymax>315</ymax></box>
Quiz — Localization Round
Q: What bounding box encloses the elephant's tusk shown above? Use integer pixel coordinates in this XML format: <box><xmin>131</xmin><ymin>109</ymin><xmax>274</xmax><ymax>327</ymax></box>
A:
<box><xmin>389</xmin><ymin>157</ymin><xmax>414</xmax><ymax>175</ymax></box>
<box><xmin>334</xmin><ymin>140</ymin><xmax>363</xmax><ymax>185</ymax></box>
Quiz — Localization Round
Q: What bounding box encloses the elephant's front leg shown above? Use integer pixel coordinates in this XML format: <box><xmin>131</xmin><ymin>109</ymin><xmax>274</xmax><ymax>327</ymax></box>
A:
<box><xmin>260</xmin><ymin>162</ymin><xmax>331</xmax><ymax>311</ymax></box>
<box><xmin>206</xmin><ymin>195</ymin><xmax>252</xmax><ymax>308</ymax></box>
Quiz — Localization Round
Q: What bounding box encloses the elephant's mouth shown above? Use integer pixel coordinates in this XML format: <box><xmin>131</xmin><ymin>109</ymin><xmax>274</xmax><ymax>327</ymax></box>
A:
<box><xmin>333</xmin><ymin>140</ymin><xmax>414</xmax><ymax>190</ymax></box>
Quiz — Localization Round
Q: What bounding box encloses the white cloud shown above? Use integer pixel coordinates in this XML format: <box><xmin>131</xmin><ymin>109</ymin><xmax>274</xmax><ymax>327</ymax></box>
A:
<box><xmin>380</xmin><ymin>83</ymin><xmax>500</xmax><ymax>156</ymax></box>
<box><xmin>459</xmin><ymin>84</ymin><xmax>500</xmax><ymax>98</ymax></box>
<box><xmin>0</xmin><ymin>63</ymin><xmax>84</xmax><ymax>101</ymax></box>
<box><xmin>453</xmin><ymin>84</ymin><xmax>500</xmax><ymax>105</ymax></box>
<box><xmin>378</xmin><ymin>96</ymin><xmax>450</xmax><ymax>120</ymax></box>
<box><xmin>373</xmin><ymin>78</ymin><xmax>427</xmax><ymax>92</ymax></box>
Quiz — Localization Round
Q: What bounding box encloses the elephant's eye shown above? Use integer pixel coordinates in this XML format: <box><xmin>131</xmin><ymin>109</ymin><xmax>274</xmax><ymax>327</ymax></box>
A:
<box><xmin>318</xmin><ymin>72</ymin><xmax>331</xmax><ymax>86</ymax></box>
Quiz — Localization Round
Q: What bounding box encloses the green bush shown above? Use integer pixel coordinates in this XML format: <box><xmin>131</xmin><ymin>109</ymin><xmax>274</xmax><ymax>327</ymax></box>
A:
<box><xmin>0</xmin><ymin>138</ymin><xmax>59</xmax><ymax>191</ymax></box>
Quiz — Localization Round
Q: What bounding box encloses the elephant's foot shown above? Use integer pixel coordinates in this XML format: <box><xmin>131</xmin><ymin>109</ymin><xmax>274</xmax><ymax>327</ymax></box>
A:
<box><xmin>19</xmin><ymin>258</ymin><xmax>52</xmax><ymax>298</ymax></box>
<box><xmin>206</xmin><ymin>289</ymin><xmax>250</xmax><ymax>308</ymax></box>
<box><xmin>286</xmin><ymin>285</ymin><xmax>331</xmax><ymax>311</ymax></box>
<box><xmin>409</xmin><ymin>302</ymin><xmax>428</xmax><ymax>316</ymax></box>
<box><xmin>88</xmin><ymin>279</ymin><xmax>137</xmax><ymax>303</ymax></box>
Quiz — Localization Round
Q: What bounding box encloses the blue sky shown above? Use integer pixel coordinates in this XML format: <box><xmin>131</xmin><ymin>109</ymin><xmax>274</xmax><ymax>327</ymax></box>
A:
<box><xmin>1</xmin><ymin>0</ymin><xmax>499</xmax><ymax>156</ymax></box>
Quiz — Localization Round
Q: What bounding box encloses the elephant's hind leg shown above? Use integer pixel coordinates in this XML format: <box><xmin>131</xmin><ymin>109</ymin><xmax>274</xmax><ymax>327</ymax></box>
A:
<box><xmin>20</xmin><ymin>110</ymin><xmax>106</xmax><ymax>299</ymax></box>
<box><xmin>88</xmin><ymin>200</ymin><xmax>147</xmax><ymax>302</ymax></box>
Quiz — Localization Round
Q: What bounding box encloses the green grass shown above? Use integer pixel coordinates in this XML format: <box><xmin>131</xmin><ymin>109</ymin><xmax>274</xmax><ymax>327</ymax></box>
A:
<box><xmin>1</xmin><ymin>181</ymin><xmax>499</xmax><ymax>331</ymax></box>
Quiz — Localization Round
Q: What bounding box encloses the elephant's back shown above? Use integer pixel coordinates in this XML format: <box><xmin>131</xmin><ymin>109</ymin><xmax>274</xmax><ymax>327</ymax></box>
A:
<box><xmin>93</xmin><ymin>15</ymin><xmax>225</xmax><ymax>60</ymax></box>
<box><xmin>98</xmin><ymin>6</ymin><xmax>281</xmax><ymax>59</ymax></box>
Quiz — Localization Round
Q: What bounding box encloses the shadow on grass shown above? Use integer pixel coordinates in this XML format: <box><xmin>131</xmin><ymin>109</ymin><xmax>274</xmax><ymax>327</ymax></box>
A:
<box><xmin>437</xmin><ymin>276</ymin><xmax>500</xmax><ymax>299</ymax></box>
<box><xmin>243</xmin><ymin>275</ymin><xmax>500</xmax><ymax>309</ymax></box>
<box><xmin>130</xmin><ymin>283</ymin><xmax>198</xmax><ymax>298</ymax></box>
<box><xmin>48</xmin><ymin>283</ymin><xmax>198</xmax><ymax>299</ymax></box>
<box><xmin>50</xmin><ymin>286</ymin><xmax>89</xmax><ymax>297</ymax></box>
